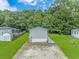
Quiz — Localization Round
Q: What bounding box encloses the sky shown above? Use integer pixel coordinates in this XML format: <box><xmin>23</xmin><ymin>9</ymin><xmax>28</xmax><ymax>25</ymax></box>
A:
<box><xmin>0</xmin><ymin>0</ymin><xmax>54</xmax><ymax>11</ymax></box>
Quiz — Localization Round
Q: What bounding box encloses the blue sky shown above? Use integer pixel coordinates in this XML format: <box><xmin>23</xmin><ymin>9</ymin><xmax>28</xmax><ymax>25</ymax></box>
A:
<box><xmin>0</xmin><ymin>0</ymin><xmax>54</xmax><ymax>11</ymax></box>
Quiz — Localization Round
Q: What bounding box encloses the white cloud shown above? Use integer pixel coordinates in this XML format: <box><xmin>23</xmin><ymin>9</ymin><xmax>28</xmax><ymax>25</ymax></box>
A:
<box><xmin>42</xmin><ymin>5</ymin><xmax>47</xmax><ymax>9</ymax></box>
<box><xmin>18</xmin><ymin>0</ymin><xmax>48</xmax><ymax>10</ymax></box>
<box><xmin>40</xmin><ymin>0</ymin><xmax>43</xmax><ymax>1</ymax></box>
<box><xmin>39</xmin><ymin>0</ymin><xmax>47</xmax><ymax>10</ymax></box>
<box><xmin>18</xmin><ymin>0</ymin><xmax>37</xmax><ymax>6</ymax></box>
<box><xmin>18</xmin><ymin>0</ymin><xmax>46</xmax><ymax>6</ymax></box>
<box><xmin>19</xmin><ymin>0</ymin><xmax>34</xmax><ymax>3</ymax></box>
<box><xmin>8</xmin><ymin>6</ymin><xmax>17</xmax><ymax>11</ymax></box>
<box><xmin>0</xmin><ymin>0</ymin><xmax>17</xmax><ymax>11</ymax></box>
<box><xmin>39</xmin><ymin>0</ymin><xmax>46</xmax><ymax>5</ymax></box>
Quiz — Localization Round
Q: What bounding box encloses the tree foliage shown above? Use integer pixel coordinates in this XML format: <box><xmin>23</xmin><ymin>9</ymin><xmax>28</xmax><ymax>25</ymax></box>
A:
<box><xmin>0</xmin><ymin>0</ymin><xmax>79</xmax><ymax>34</ymax></box>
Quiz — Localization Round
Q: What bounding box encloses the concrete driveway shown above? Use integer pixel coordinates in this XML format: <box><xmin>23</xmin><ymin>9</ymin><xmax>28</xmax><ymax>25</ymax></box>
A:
<box><xmin>13</xmin><ymin>43</ymin><xmax>68</xmax><ymax>59</ymax></box>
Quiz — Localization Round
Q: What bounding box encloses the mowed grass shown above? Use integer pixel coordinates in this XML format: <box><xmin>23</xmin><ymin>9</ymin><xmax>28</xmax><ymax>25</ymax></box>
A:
<box><xmin>0</xmin><ymin>33</ymin><xmax>79</xmax><ymax>59</ymax></box>
<box><xmin>0</xmin><ymin>33</ymin><xmax>28</xmax><ymax>59</ymax></box>
<box><xmin>49</xmin><ymin>34</ymin><xmax>79</xmax><ymax>59</ymax></box>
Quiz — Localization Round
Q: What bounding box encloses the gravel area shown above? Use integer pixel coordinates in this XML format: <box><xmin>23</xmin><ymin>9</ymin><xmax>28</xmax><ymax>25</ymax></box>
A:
<box><xmin>13</xmin><ymin>43</ymin><xmax>68</xmax><ymax>59</ymax></box>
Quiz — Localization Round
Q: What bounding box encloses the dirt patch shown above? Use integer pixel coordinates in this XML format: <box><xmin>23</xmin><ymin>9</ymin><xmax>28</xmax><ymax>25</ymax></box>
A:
<box><xmin>13</xmin><ymin>43</ymin><xmax>68</xmax><ymax>59</ymax></box>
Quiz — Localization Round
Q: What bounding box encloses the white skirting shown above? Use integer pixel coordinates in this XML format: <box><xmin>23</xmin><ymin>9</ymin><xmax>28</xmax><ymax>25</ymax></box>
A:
<box><xmin>30</xmin><ymin>39</ymin><xmax>47</xmax><ymax>42</ymax></box>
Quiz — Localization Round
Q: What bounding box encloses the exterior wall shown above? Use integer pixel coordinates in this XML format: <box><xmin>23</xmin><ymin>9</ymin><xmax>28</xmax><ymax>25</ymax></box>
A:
<box><xmin>71</xmin><ymin>29</ymin><xmax>79</xmax><ymax>38</ymax></box>
<box><xmin>0</xmin><ymin>29</ymin><xmax>12</xmax><ymax>41</ymax></box>
<box><xmin>29</xmin><ymin>27</ymin><xmax>48</xmax><ymax>42</ymax></box>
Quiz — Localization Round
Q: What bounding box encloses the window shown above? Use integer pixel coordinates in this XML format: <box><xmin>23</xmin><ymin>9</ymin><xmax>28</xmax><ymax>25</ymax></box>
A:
<box><xmin>74</xmin><ymin>31</ymin><xmax>76</xmax><ymax>34</ymax></box>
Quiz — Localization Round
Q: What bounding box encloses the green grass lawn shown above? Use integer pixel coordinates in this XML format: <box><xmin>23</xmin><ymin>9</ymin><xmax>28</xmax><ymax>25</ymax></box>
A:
<box><xmin>0</xmin><ymin>33</ymin><xmax>79</xmax><ymax>59</ymax></box>
<box><xmin>0</xmin><ymin>33</ymin><xmax>28</xmax><ymax>59</ymax></box>
<box><xmin>49</xmin><ymin>34</ymin><xmax>79</xmax><ymax>59</ymax></box>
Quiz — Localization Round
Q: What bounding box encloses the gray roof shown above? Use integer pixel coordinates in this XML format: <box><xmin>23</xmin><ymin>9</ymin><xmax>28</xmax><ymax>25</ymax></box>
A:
<box><xmin>0</xmin><ymin>27</ymin><xmax>19</xmax><ymax>30</ymax></box>
<box><xmin>71</xmin><ymin>28</ymin><xmax>79</xmax><ymax>31</ymax></box>
<box><xmin>0</xmin><ymin>27</ymin><xmax>12</xmax><ymax>30</ymax></box>
<box><xmin>30</xmin><ymin>27</ymin><xmax>47</xmax><ymax>31</ymax></box>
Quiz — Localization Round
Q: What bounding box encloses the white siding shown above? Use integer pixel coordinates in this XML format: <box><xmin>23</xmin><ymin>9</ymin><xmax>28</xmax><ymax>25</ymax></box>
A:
<box><xmin>71</xmin><ymin>29</ymin><xmax>79</xmax><ymax>38</ymax></box>
<box><xmin>29</xmin><ymin>27</ymin><xmax>48</xmax><ymax>42</ymax></box>
<box><xmin>0</xmin><ymin>29</ymin><xmax>12</xmax><ymax>41</ymax></box>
